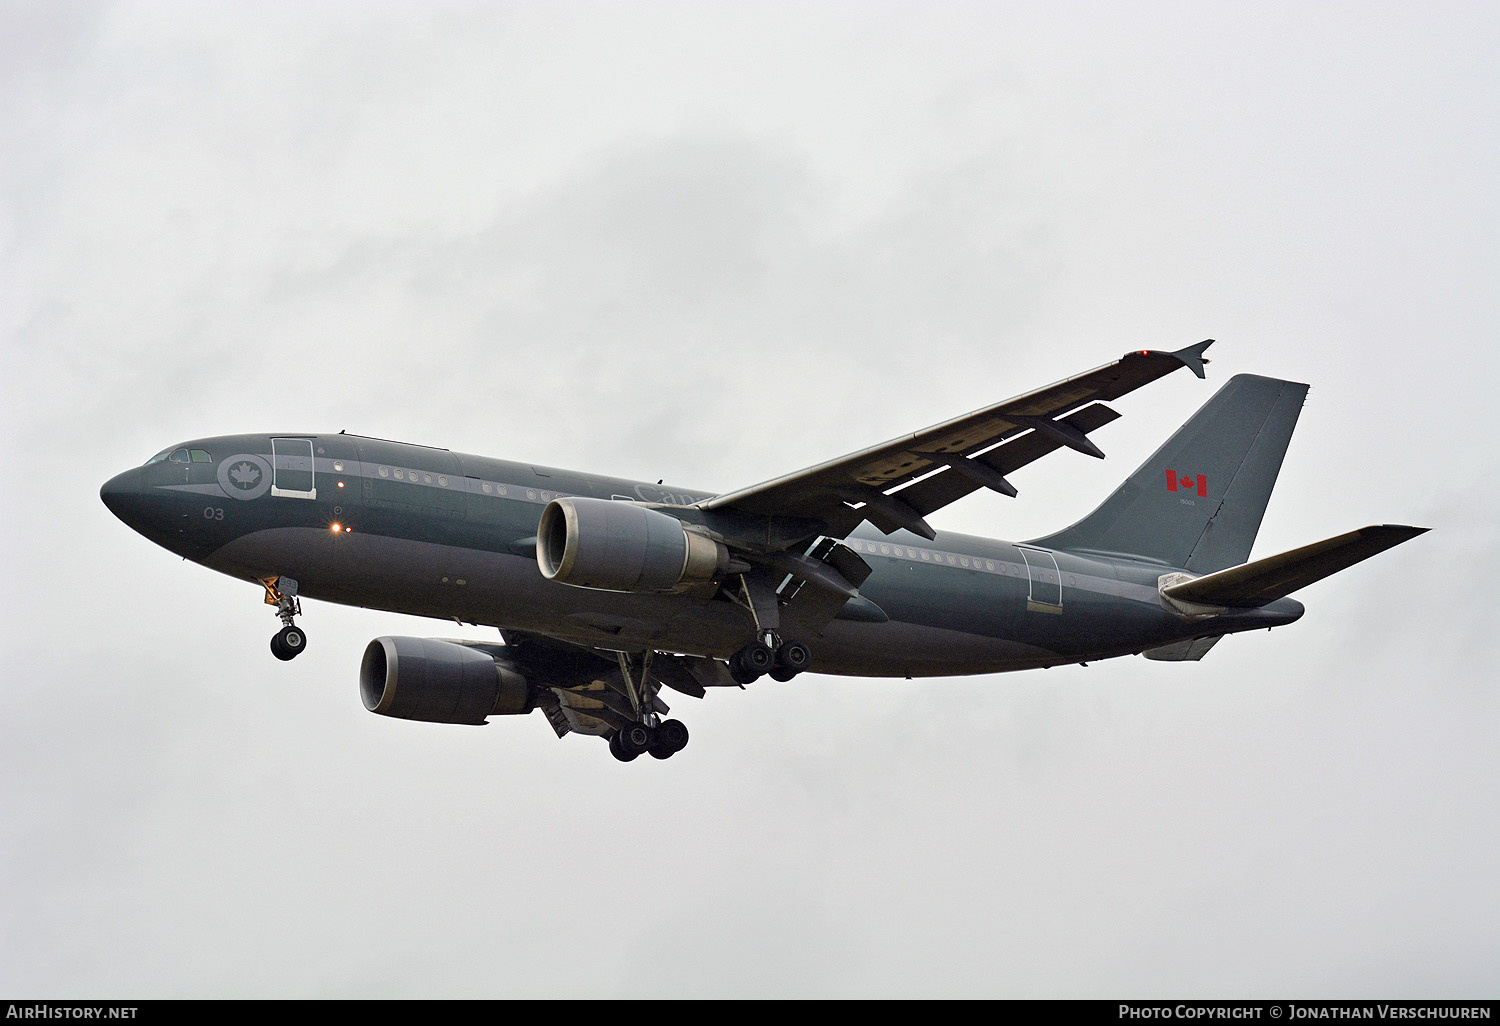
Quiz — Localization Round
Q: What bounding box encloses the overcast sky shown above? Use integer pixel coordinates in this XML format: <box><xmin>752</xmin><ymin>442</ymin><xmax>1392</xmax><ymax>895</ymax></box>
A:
<box><xmin>3</xmin><ymin>0</ymin><xmax>1497</xmax><ymax>999</ymax></box>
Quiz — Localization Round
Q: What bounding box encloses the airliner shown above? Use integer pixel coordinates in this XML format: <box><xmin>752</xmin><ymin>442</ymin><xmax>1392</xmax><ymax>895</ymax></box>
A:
<box><xmin>100</xmin><ymin>341</ymin><xmax>1425</xmax><ymax>761</ymax></box>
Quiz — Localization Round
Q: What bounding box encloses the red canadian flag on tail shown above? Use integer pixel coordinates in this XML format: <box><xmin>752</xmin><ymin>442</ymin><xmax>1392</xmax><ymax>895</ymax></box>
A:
<box><xmin>1166</xmin><ymin>469</ymin><xmax>1208</xmax><ymax>497</ymax></box>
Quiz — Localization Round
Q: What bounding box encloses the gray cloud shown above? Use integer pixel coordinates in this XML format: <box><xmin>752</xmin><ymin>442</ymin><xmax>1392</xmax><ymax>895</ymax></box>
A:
<box><xmin>3</xmin><ymin>0</ymin><xmax>1497</xmax><ymax>998</ymax></box>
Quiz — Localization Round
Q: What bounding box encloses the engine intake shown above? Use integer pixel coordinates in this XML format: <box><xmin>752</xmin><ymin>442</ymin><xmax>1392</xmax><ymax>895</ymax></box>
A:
<box><xmin>360</xmin><ymin>637</ymin><xmax>530</xmax><ymax>725</ymax></box>
<box><xmin>536</xmin><ymin>496</ymin><xmax>727</xmax><ymax>593</ymax></box>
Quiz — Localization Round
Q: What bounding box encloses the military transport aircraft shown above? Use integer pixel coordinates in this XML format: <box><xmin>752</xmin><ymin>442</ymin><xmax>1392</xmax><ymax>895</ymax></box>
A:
<box><xmin>100</xmin><ymin>342</ymin><xmax>1425</xmax><ymax>761</ymax></box>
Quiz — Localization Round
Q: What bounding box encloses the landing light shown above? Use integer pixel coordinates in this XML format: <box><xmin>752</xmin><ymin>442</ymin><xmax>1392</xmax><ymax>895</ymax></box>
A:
<box><xmin>330</xmin><ymin>523</ymin><xmax>342</xmax><ymax>533</ymax></box>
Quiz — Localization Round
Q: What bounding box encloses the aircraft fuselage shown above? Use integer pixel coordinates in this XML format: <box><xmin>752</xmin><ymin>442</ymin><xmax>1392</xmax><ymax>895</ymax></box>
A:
<box><xmin>100</xmin><ymin>431</ymin><xmax>1301</xmax><ymax>677</ymax></box>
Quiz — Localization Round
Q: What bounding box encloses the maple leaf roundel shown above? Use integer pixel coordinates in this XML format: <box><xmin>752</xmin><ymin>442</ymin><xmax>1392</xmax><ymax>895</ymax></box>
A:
<box><xmin>217</xmin><ymin>454</ymin><xmax>272</xmax><ymax>500</ymax></box>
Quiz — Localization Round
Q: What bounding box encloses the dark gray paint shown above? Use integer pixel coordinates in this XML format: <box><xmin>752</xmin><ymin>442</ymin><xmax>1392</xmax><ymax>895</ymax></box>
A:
<box><xmin>98</xmin><ymin>365</ymin><xmax>1422</xmax><ymax>716</ymax></box>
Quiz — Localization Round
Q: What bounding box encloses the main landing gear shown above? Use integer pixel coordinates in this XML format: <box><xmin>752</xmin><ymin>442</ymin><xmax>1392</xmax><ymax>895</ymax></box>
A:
<box><xmin>607</xmin><ymin>651</ymin><xmax>691</xmax><ymax>763</ymax></box>
<box><xmin>262</xmin><ymin>576</ymin><xmax>307</xmax><ymax>661</ymax></box>
<box><xmin>728</xmin><ymin>635</ymin><xmax>811</xmax><ymax>684</ymax></box>
<box><xmin>724</xmin><ymin>570</ymin><xmax>812</xmax><ymax>684</ymax></box>
<box><xmin>609</xmin><ymin>718</ymin><xmax>690</xmax><ymax>762</ymax></box>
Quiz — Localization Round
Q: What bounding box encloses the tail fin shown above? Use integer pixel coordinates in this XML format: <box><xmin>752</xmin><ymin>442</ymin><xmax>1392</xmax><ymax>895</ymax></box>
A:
<box><xmin>1028</xmin><ymin>374</ymin><xmax>1308</xmax><ymax>573</ymax></box>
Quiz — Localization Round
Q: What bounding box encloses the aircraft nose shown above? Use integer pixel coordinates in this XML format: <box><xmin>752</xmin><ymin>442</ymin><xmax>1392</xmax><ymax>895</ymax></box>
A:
<box><xmin>100</xmin><ymin>467</ymin><xmax>143</xmax><ymax>525</ymax></box>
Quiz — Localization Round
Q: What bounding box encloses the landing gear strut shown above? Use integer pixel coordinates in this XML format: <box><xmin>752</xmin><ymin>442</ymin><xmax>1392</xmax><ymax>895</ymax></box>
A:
<box><xmin>607</xmin><ymin>651</ymin><xmax>690</xmax><ymax>762</ymax></box>
<box><xmin>724</xmin><ymin>572</ymin><xmax>813</xmax><ymax>684</ymax></box>
<box><xmin>263</xmin><ymin>576</ymin><xmax>307</xmax><ymax>661</ymax></box>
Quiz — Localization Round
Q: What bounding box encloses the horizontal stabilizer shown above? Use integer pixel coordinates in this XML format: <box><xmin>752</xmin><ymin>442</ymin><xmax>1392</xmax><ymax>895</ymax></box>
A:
<box><xmin>1161</xmin><ymin>524</ymin><xmax>1428</xmax><ymax>608</ymax></box>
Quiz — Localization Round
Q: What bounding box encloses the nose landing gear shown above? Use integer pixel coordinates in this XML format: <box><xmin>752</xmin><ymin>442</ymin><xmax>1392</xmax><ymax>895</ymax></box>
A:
<box><xmin>262</xmin><ymin>576</ymin><xmax>307</xmax><ymax>661</ymax></box>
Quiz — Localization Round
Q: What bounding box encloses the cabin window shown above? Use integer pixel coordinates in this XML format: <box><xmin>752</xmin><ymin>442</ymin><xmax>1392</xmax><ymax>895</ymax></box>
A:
<box><xmin>169</xmin><ymin>448</ymin><xmax>191</xmax><ymax>463</ymax></box>
<box><xmin>189</xmin><ymin>449</ymin><xmax>213</xmax><ymax>463</ymax></box>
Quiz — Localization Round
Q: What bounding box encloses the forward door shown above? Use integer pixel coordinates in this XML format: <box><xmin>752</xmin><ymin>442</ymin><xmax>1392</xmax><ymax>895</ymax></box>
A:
<box><xmin>270</xmin><ymin>437</ymin><xmax>317</xmax><ymax>500</ymax></box>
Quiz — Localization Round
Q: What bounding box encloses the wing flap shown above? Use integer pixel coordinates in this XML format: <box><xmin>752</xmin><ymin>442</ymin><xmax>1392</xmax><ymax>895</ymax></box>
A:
<box><xmin>1161</xmin><ymin>524</ymin><xmax>1428</xmax><ymax>608</ymax></box>
<box><xmin>893</xmin><ymin>402</ymin><xmax>1122</xmax><ymax>516</ymax></box>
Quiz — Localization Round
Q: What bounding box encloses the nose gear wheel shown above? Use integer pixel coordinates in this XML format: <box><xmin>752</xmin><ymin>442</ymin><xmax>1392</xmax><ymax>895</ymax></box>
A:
<box><xmin>271</xmin><ymin>624</ymin><xmax>306</xmax><ymax>661</ymax></box>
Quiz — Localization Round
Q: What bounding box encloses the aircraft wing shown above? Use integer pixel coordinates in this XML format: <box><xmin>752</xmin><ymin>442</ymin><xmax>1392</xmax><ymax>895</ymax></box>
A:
<box><xmin>699</xmin><ymin>341</ymin><xmax>1213</xmax><ymax>540</ymax></box>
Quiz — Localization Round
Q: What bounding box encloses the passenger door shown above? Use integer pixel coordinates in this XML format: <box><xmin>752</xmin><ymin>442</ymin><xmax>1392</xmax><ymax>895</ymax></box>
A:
<box><xmin>271</xmin><ymin>438</ymin><xmax>317</xmax><ymax>500</ymax></box>
<box><xmin>1017</xmin><ymin>545</ymin><xmax>1063</xmax><ymax>613</ymax></box>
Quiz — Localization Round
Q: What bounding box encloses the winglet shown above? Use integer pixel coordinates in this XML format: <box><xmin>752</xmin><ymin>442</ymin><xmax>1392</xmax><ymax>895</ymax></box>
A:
<box><xmin>1168</xmin><ymin>339</ymin><xmax>1213</xmax><ymax>379</ymax></box>
<box><xmin>1120</xmin><ymin>339</ymin><xmax>1211</xmax><ymax>380</ymax></box>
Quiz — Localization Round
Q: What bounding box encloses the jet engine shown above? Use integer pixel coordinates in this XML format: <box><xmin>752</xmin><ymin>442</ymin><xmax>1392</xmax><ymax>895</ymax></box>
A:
<box><xmin>360</xmin><ymin>636</ymin><xmax>531</xmax><ymax>725</ymax></box>
<box><xmin>536</xmin><ymin>496</ymin><xmax>728</xmax><ymax>593</ymax></box>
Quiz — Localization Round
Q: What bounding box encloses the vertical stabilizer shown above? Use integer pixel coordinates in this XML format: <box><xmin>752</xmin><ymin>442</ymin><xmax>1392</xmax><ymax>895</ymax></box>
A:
<box><xmin>1027</xmin><ymin>374</ymin><xmax>1308</xmax><ymax>573</ymax></box>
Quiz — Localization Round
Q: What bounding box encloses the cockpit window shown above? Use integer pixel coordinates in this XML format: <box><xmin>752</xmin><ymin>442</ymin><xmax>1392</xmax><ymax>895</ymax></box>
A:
<box><xmin>145</xmin><ymin>447</ymin><xmax>213</xmax><ymax>465</ymax></box>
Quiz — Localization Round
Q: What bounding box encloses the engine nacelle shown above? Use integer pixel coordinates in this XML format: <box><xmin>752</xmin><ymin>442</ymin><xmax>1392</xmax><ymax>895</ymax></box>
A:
<box><xmin>360</xmin><ymin>637</ymin><xmax>531</xmax><ymax>725</ymax></box>
<box><xmin>536</xmin><ymin>496</ymin><xmax>728</xmax><ymax>593</ymax></box>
